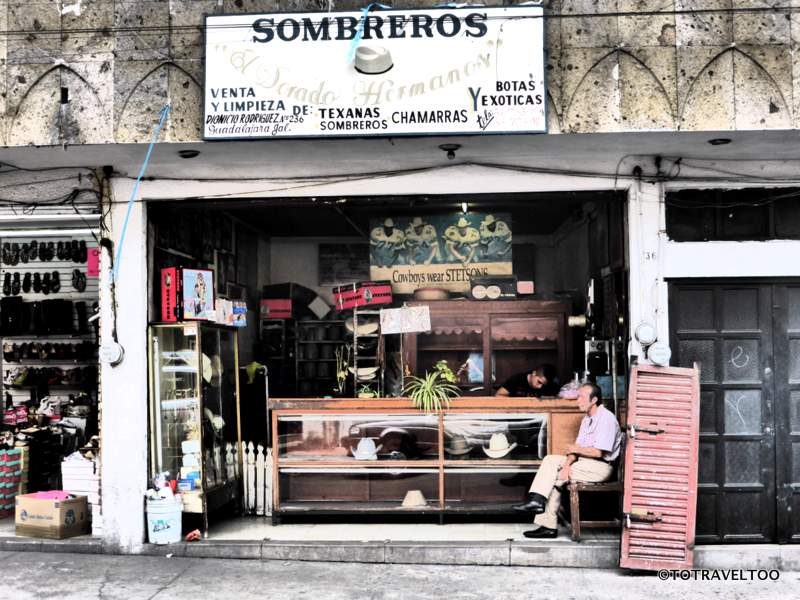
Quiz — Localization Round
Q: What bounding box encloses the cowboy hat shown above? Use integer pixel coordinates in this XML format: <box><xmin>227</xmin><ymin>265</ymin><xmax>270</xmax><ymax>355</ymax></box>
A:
<box><xmin>355</xmin><ymin>45</ymin><xmax>394</xmax><ymax>75</ymax></box>
<box><xmin>482</xmin><ymin>433</ymin><xmax>517</xmax><ymax>459</ymax></box>
<box><xmin>351</xmin><ymin>437</ymin><xmax>383</xmax><ymax>460</ymax></box>
<box><xmin>382</xmin><ymin>218</ymin><xmax>395</xmax><ymax>228</ymax></box>
<box><xmin>481</xmin><ymin>215</ymin><xmax>496</xmax><ymax>225</ymax></box>
<box><xmin>348</xmin><ymin>365</ymin><xmax>379</xmax><ymax>377</ymax></box>
<box><xmin>410</xmin><ymin>217</ymin><xmax>424</xmax><ymax>227</ymax></box>
<box><xmin>456</xmin><ymin>217</ymin><xmax>470</xmax><ymax>228</ymax></box>
<box><xmin>446</xmin><ymin>436</ymin><xmax>472</xmax><ymax>456</ymax></box>
<box><xmin>345</xmin><ymin>317</ymin><xmax>379</xmax><ymax>336</ymax></box>
<box><xmin>401</xmin><ymin>489</ymin><xmax>427</xmax><ymax>508</ymax></box>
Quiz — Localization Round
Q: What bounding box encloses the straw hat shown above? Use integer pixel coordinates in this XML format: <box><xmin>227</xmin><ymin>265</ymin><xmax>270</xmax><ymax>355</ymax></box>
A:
<box><xmin>345</xmin><ymin>318</ymin><xmax>379</xmax><ymax>336</ymax></box>
<box><xmin>355</xmin><ymin>45</ymin><xmax>394</xmax><ymax>75</ymax></box>
<box><xmin>401</xmin><ymin>489</ymin><xmax>427</xmax><ymax>508</ymax></box>
<box><xmin>482</xmin><ymin>433</ymin><xmax>517</xmax><ymax>459</ymax></box>
<box><xmin>348</xmin><ymin>366</ymin><xmax>379</xmax><ymax>381</ymax></box>
<box><xmin>446</xmin><ymin>436</ymin><xmax>472</xmax><ymax>456</ymax></box>
<box><xmin>351</xmin><ymin>438</ymin><xmax>382</xmax><ymax>460</ymax></box>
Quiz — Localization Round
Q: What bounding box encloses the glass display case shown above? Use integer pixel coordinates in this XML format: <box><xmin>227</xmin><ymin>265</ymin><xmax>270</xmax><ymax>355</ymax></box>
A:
<box><xmin>270</xmin><ymin>397</ymin><xmax>584</xmax><ymax>522</ymax></box>
<box><xmin>148</xmin><ymin>322</ymin><xmax>242</xmax><ymax>533</ymax></box>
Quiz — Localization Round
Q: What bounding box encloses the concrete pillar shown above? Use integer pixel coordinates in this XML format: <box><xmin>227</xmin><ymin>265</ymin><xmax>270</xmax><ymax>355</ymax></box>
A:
<box><xmin>626</xmin><ymin>180</ymin><xmax>669</xmax><ymax>362</ymax></box>
<box><xmin>99</xmin><ymin>178</ymin><xmax>149</xmax><ymax>552</ymax></box>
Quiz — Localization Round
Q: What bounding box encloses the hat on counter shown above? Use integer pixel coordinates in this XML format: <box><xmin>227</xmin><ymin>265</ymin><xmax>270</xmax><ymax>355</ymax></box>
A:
<box><xmin>446</xmin><ymin>435</ymin><xmax>472</xmax><ymax>456</ymax></box>
<box><xmin>482</xmin><ymin>433</ymin><xmax>517</xmax><ymax>459</ymax></box>
<box><xmin>401</xmin><ymin>489</ymin><xmax>427</xmax><ymax>508</ymax></box>
<box><xmin>351</xmin><ymin>437</ymin><xmax>382</xmax><ymax>460</ymax></box>
<box><xmin>355</xmin><ymin>45</ymin><xmax>394</xmax><ymax>75</ymax></box>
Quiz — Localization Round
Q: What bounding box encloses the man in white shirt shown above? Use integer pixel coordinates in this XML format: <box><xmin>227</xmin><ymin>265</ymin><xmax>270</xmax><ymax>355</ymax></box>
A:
<box><xmin>512</xmin><ymin>382</ymin><xmax>622</xmax><ymax>538</ymax></box>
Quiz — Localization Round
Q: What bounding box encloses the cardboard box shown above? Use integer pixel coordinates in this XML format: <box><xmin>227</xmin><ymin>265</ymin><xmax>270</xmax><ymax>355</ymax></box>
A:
<box><xmin>15</xmin><ymin>494</ymin><xmax>90</xmax><ymax>539</ymax></box>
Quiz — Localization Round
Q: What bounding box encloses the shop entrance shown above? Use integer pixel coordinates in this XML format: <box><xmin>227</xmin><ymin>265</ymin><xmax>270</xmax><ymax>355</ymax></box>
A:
<box><xmin>669</xmin><ymin>280</ymin><xmax>800</xmax><ymax>544</ymax></box>
<box><xmin>147</xmin><ymin>191</ymin><xmax>628</xmax><ymax>535</ymax></box>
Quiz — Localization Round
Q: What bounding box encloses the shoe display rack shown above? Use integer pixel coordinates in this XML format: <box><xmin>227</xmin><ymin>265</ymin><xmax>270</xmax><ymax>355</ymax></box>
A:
<box><xmin>0</xmin><ymin>234</ymin><xmax>99</xmax><ymax>441</ymax></box>
<box><xmin>268</xmin><ymin>396</ymin><xmax>584</xmax><ymax>524</ymax></box>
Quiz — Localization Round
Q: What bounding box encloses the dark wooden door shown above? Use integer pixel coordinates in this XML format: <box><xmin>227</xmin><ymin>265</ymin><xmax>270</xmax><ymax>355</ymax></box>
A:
<box><xmin>773</xmin><ymin>283</ymin><xmax>800</xmax><ymax>543</ymax></box>
<box><xmin>669</xmin><ymin>282</ymin><xmax>777</xmax><ymax>543</ymax></box>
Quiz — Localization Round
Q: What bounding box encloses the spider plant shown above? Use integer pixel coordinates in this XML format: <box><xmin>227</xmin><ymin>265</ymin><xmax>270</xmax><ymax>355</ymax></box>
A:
<box><xmin>404</xmin><ymin>360</ymin><xmax>460</xmax><ymax>412</ymax></box>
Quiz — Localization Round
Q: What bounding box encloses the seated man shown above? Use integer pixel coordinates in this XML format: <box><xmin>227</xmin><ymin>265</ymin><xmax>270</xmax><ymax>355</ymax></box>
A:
<box><xmin>512</xmin><ymin>382</ymin><xmax>622</xmax><ymax>539</ymax></box>
<box><xmin>495</xmin><ymin>363</ymin><xmax>559</xmax><ymax>397</ymax></box>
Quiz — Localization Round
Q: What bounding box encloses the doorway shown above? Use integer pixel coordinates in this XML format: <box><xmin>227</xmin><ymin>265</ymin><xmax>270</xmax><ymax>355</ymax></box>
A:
<box><xmin>669</xmin><ymin>280</ymin><xmax>800</xmax><ymax>544</ymax></box>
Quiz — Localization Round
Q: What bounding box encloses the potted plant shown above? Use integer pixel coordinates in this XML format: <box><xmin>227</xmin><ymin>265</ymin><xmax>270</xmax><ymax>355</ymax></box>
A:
<box><xmin>403</xmin><ymin>360</ymin><xmax>460</xmax><ymax>412</ymax></box>
<box><xmin>333</xmin><ymin>344</ymin><xmax>352</xmax><ymax>396</ymax></box>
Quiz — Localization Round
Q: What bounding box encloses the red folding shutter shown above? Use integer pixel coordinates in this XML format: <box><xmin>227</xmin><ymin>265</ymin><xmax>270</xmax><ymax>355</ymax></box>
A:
<box><xmin>619</xmin><ymin>364</ymin><xmax>700</xmax><ymax>571</ymax></box>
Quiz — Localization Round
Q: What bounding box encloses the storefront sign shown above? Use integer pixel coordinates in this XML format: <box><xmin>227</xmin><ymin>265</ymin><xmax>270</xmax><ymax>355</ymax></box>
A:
<box><xmin>369</xmin><ymin>213</ymin><xmax>512</xmax><ymax>294</ymax></box>
<box><xmin>204</xmin><ymin>6</ymin><xmax>545</xmax><ymax>139</ymax></box>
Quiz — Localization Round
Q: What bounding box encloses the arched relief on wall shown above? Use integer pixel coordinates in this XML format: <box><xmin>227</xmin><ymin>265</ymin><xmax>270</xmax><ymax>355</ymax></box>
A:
<box><xmin>8</xmin><ymin>66</ymin><xmax>111</xmax><ymax>146</ymax></box>
<box><xmin>562</xmin><ymin>49</ymin><xmax>675</xmax><ymax>133</ymax></box>
<box><xmin>546</xmin><ymin>90</ymin><xmax>562</xmax><ymax>134</ymax></box>
<box><xmin>679</xmin><ymin>48</ymin><xmax>791</xmax><ymax>131</ymax></box>
<box><xmin>115</xmin><ymin>62</ymin><xmax>202</xmax><ymax>143</ymax></box>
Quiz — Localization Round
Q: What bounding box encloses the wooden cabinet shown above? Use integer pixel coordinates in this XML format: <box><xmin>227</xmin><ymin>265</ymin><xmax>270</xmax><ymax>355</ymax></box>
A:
<box><xmin>403</xmin><ymin>300</ymin><xmax>572</xmax><ymax>395</ymax></box>
<box><xmin>269</xmin><ymin>397</ymin><xmax>582</xmax><ymax>522</ymax></box>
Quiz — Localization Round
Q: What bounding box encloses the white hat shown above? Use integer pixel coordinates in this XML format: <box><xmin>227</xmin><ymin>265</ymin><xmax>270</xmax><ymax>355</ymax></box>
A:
<box><xmin>348</xmin><ymin>365</ymin><xmax>379</xmax><ymax>380</ymax></box>
<box><xmin>383</xmin><ymin>218</ymin><xmax>394</xmax><ymax>227</ymax></box>
<box><xmin>410</xmin><ymin>217</ymin><xmax>424</xmax><ymax>227</ymax></box>
<box><xmin>482</xmin><ymin>215</ymin><xmax>496</xmax><ymax>225</ymax></box>
<box><xmin>355</xmin><ymin>45</ymin><xmax>394</xmax><ymax>75</ymax></box>
<box><xmin>446</xmin><ymin>436</ymin><xmax>472</xmax><ymax>456</ymax></box>
<box><xmin>351</xmin><ymin>437</ymin><xmax>382</xmax><ymax>460</ymax></box>
<box><xmin>482</xmin><ymin>433</ymin><xmax>517</xmax><ymax>459</ymax></box>
<box><xmin>457</xmin><ymin>217</ymin><xmax>470</xmax><ymax>228</ymax></box>
<box><xmin>401</xmin><ymin>489</ymin><xmax>427</xmax><ymax>508</ymax></box>
<box><xmin>345</xmin><ymin>317</ymin><xmax>379</xmax><ymax>336</ymax></box>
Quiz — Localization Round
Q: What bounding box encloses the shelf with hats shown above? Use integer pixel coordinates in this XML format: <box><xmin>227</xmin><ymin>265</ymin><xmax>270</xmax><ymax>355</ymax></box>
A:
<box><xmin>293</xmin><ymin>319</ymin><xmax>347</xmax><ymax>397</ymax></box>
<box><xmin>268</xmin><ymin>396</ymin><xmax>584</xmax><ymax>520</ymax></box>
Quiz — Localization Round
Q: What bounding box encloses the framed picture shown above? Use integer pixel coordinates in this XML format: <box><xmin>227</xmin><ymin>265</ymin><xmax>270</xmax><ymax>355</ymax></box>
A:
<box><xmin>182</xmin><ymin>268</ymin><xmax>215</xmax><ymax>321</ymax></box>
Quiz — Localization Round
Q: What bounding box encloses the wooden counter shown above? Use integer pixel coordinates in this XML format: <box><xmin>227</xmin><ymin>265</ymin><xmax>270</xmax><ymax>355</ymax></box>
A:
<box><xmin>268</xmin><ymin>396</ymin><xmax>584</xmax><ymax>521</ymax></box>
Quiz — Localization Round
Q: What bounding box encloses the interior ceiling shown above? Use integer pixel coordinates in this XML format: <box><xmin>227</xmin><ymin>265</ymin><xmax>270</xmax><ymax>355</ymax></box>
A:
<box><xmin>165</xmin><ymin>191</ymin><xmax>616</xmax><ymax>237</ymax></box>
<box><xmin>3</xmin><ymin>129</ymin><xmax>800</xmax><ymax>181</ymax></box>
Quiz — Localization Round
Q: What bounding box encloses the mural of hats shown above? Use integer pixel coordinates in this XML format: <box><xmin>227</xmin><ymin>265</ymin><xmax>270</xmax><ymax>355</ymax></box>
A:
<box><xmin>482</xmin><ymin>433</ymin><xmax>517</xmax><ymax>459</ymax></box>
<box><xmin>350</xmin><ymin>437</ymin><xmax>382</xmax><ymax>460</ymax></box>
<box><xmin>401</xmin><ymin>489</ymin><xmax>427</xmax><ymax>508</ymax></box>
<box><xmin>446</xmin><ymin>435</ymin><xmax>472</xmax><ymax>456</ymax></box>
<box><xmin>355</xmin><ymin>45</ymin><xmax>394</xmax><ymax>75</ymax></box>
<box><xmin>345</xmin><ymin>317</ymin><xmax>379</xmax><ymax>335</ymax></box>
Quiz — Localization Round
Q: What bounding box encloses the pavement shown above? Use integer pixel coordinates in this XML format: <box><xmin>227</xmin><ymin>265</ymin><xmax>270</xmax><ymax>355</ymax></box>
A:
<box><xmin>0</xmin><ymin>551</ymin><xmax>796</xmax><ymax>599</ymax></box>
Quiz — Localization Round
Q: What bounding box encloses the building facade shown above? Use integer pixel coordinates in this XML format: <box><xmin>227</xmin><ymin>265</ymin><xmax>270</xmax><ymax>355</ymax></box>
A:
<box><xmin>0</xmin><ymin>1</ymin><xmax>799</xmax><ymax>551</ymax></box>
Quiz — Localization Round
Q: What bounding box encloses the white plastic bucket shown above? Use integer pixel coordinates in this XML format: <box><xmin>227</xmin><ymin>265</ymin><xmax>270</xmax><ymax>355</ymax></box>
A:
<box><xmin>146</xmin><ymin>497</ymin><xmax>182</xmax><ymax>545</ymax></box>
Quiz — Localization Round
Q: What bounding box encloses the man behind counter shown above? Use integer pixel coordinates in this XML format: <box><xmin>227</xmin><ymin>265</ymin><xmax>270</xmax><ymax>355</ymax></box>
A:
<box><xmin>495</xmin><ymin>363</ymin><xmax>559</xmax><ymax>397</ymax></box>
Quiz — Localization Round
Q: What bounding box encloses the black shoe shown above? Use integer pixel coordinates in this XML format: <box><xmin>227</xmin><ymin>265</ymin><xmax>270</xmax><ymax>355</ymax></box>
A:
<box><xmin>78</xmin><ymin>240</ymin><xmax>87</xmax><ymax>263</ymax></box>
<box><xmin>11</xmin><ymin>272</ymin><xmax>21</xmax><ymax>295</ymax></box>
<box><xmin>512</xmin><ymin>492</ymin><xmax>548</xmax><ymax>513</ymax></box>
<box><xmin>70</xmin><ymin>240</ymin><xmax>79</xmax><ymax>263</ymax></box>
<box><xmin>20</xmin><ymin>244</ymin><xmax>29</xmax><ymax>264</ymax></box>
<box><xmin>51</xmin><ymin>271</ymin><xmax>61</xmax><ymax>293</ymax></box>
<box><xmin>10</xmin><ymin>243</ymin><xmax>19</xmax><ymax>266</ymax></box>
<box><xmin>29</xmin><ymin>240</ymin><xmax>38</xmax><ymax>262</ymax></box>
<box><xmin>522</xmin><ymin>526</ymin><xmax>558</xmax><ymax>539</ymax></box>
<box><xmin>73</xmin><ymin>269</ymin><xmax>86</xmax><ymax>292</ymax></box>
<box><xmin>33</xmin><ymin>272</ymin><xmax>42</xmax><ymax>293</ymax></box>
<box><xmin>57</xmin><ymin>241</ymin><xmax>65</xmax><ymax>261</ymax></box>
<box><xmin>42</xmin><ymin>272</ymin><xmax>51</xmax><ymax>295</ymax></box>
<box><xmin>2</xmin><ymin>243</ymin><xmax>9</xmax><ymax>264</ymax></box>
<box><xmin>2</xmin><ymin>272</ymin><xmax>10</xmax><ymax>296</ymax></box>
<box><xmin>22</xmin><ymin>272</ymin><xmax>31</xmax><ymax>294</ymax></box>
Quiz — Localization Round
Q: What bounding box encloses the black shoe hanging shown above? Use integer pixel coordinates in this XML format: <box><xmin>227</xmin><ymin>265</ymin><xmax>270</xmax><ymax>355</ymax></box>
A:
<box><xmin>41</xmin><ymin>272</ymin><xmax>51</xmax><ymax>295</ymax></box>
<box><xmin>29</xmin><ymin>240</ymin><xmax>38</xmax><ymax>262</ymax></box>
<box><xmin>51</xmin><ymin>271</ymin><xmax>60</xmax><ymax>293</ymax></box>
<box><xmin>33</xmin><ymin>272</ymin><xmax>42</xmax><ymax>293</ymax></box>
<box><xmin>2</xmin><ymin>273</ymin><xmax>10</xmax><ymax>296</ymax></box>
<box><xmin>11</xmin><ymin>272</ymin><xmax>21</xmax><ymax>296</ymax></box>
<box><xmin>20</xmin><ymin>244</ymin><xmax>29</xmax><ymax>264</ymax></box>
<box><xmin>22</xmin><ymin>272</ymin><xmax>31</xmax><ymax>294</ymax></box>
<box><xmin>75</xmin><ymin>301</ymin><xmax>89</xmax><ymax>335</ymax></box>
<box><xmin>78</xmin><ymin>240</ymin><xmax>87</xmax><ymax>263</ymax></box>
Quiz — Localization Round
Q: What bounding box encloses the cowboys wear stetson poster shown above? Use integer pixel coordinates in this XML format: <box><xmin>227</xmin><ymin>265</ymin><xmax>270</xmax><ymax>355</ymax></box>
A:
<box><xmin>369</xmin><ymin>213</ymin><xmax>512</xmax><ymax>293</ymax></box>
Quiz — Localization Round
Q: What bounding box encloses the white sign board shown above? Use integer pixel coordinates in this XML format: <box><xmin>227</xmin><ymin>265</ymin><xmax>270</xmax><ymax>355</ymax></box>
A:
<box><xmin>380</xmin><ymin>306</ymin><xmax>431</xmax><ymax>335</ymax></box>
<box><xmin>204</xmin><ymin>6</ymin><xmax>546</xmax><ymax>139</ymax></box>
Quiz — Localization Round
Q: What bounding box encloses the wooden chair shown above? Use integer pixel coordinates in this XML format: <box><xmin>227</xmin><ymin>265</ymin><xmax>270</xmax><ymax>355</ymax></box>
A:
<box><xmin>560</xmin><ymin>439</ymin><xmax>626</xmax><ymax>542</ymax></box>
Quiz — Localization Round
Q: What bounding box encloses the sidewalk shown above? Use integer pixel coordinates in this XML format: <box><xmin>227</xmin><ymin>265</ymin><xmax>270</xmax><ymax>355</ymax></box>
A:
<box><xmin>0</xmin><ymin>518</ymin><xmax>798</xmax><ymax>570</ymax></box>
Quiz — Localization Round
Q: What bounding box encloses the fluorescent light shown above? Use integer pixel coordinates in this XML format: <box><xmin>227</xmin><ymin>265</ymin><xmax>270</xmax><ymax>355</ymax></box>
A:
<box><xmin>461</xmin><ymin>202</ymin><xmax>468</xmax><ymax>214</ymax></box>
